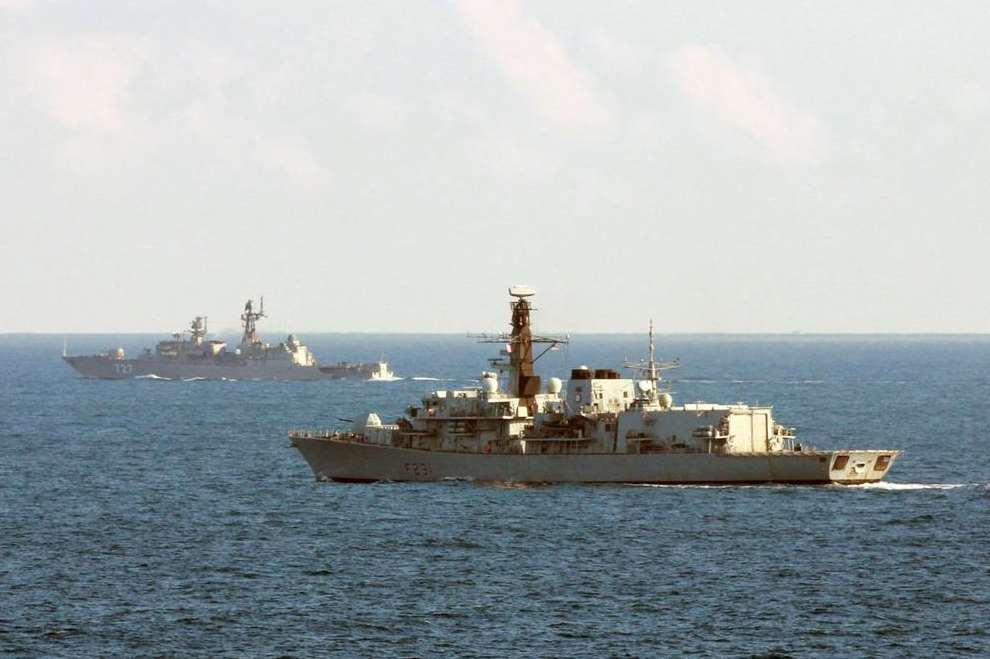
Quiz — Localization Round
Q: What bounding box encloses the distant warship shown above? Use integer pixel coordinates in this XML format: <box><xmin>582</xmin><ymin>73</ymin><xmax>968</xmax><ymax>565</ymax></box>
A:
<box><xmin>320</xmin><ymin>358</ymin><xmax>396</xmax><ymax>380</ymax></box>
<box><xmin>63</xmin><ymin>299</ymin><xmax>391</xmax><ymax>381</ymax></box>
<box><xmin>291</xmin><ymin>286</ymin><xmax>900</xmax><ymax>484</ymax></box>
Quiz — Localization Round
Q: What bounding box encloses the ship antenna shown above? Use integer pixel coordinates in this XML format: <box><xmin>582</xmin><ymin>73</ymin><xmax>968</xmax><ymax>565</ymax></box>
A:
<box><xmin>649</xmin><ymin>318</ymin><xmax>657</xmax><ymax>386</ymax></box>
<box><xmin>624</xmin><ymin>319</ymin><xmax>678</xmax><ymax>405</ymax></box>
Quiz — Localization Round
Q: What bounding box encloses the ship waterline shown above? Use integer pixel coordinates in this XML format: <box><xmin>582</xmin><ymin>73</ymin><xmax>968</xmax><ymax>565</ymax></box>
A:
<box><xmin>63</xmin><ymin>355</ymin><xmax>325</xmax><ymax>380</ymax></box>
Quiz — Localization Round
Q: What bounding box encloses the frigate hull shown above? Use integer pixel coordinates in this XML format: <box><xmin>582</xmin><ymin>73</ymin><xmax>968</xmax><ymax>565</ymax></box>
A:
<box><xmin>290</xmin><ymin>435</ymin><xmax>898</xmax><ymax>485</ymax></box>
<box><xmin>63</xmin><ymin>356</ymin><xmax>324</xmax><ymax>381</ymax></box>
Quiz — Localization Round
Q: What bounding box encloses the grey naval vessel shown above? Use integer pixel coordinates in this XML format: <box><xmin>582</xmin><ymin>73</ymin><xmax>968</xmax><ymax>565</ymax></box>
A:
<box><xmin>320</xmin><ymin>358</ymin><xmax>396</xmax><ymax>380</ymax></box>
<box><xmin>291</xmin><ymin>286</ymin><xmax>900</xmax><ymax>485</ymax></box>
<box><xmin>64</xmin><ymin>299</ymin><xmax>390</xmax><ymax>381</ymax></box>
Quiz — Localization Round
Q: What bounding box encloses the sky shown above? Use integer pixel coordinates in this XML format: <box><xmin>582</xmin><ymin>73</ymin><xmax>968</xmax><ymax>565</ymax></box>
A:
<box><xmin>1</xmin><ymin>1</ymin><xmax>988</xmax><ymax>333</ymax></box>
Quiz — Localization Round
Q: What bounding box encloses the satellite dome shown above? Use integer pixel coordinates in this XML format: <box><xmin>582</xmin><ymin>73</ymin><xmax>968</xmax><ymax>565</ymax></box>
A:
<box><xmin>481</xmin><ymin>374</ymin><xmax>499</xmax><ymax>393</ymax></box>
<box><xmin>547</xmin><ymin>377</ymin><xmax>563</xmax><ymax>394</ymax></box>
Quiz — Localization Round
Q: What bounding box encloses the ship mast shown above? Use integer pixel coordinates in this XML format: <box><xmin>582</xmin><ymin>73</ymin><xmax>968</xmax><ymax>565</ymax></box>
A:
<box><xmin>189</xmin><ymin>316</ymin><xmax>208</xmax><ymax>345</ymax></box>
<box><xmin>470</xmin><ymin>286</ymin><xmax>568</xmax><ymax>412</ymax></box>
<box><xmin>240</xmin><ymin>297</ymin><xmax>266</xmax><ymax>347</ymax></box>
<box><xmin>624</xmin><ymin>319</ymin><xmax>678</xmax><ymax>406</ymax></box>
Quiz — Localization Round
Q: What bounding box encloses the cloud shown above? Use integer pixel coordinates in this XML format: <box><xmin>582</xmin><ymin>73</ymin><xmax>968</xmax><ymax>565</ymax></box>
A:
<box><xmin>453</xmin><ymin>0</ymin><xmax>614</xmax><ymax>140</ymax></box>
<box><xmin>0</xmin><ymin>0</ymin><xmax>34</xmax><ymax>9</ymax></box>
<box><xmin>586</xmin><ymin>30</ymin><xmax>648</xmax><ymax>78</ymax></box>
<box><xmin>25</xmin><ymin>36</ymin><xmax>149</xmax><ymax>137</ymax></box>
<box><xmin>665</xmin><ymin>44</ymin><xmax>829</xmax><ymax>165</ymax></box>
<box><xmin>252</xmin><ymin>136</ymin><xmax>332</xmax><ymax>187</ymax></box>
<box><xmin>343</xmin><ymin>93</ymin><xmax>405</xmax><ymax>132</ymax></box>
<box><xmin>467</xmin><ymin>129</ymin><xmax>561</xmax><ymax>180</ymax></box>
<box><xmin>14</xmin><ymin>33</ymin><xmax>331</xmax><ymax>187</ymax></box>
<box><xmin>949</xmin><ymin>79</ymin><xmax>990</xmax><ymax>117</ymax></box>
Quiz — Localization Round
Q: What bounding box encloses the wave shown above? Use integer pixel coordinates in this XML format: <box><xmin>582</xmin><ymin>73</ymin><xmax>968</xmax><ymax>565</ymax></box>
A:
<box><xmin>135</xmin><ymin>374</ymin><xmax>171</xmax><ymax>380</ymax></box>
<box><xmin>844</xmin><ymin>482</ymin><xmax>968</xmax><ymax>491</ymax></box>
<box><xmin>630</xmin><ymin>482</ymin><xmax>972</xmax><ymax>491</ymax></box>
<box><xmin>182</xmin><ymin>377</ymin><xmax>207</xmax><ymax>382</ymax></box>
<box><xmin>628</xmin><ymin>483</ymin><xmax>796</xmax><ymax>490</ymax></box>
<box><xmin>412</xmin><ymin>377</ymin><xmax>442</xmax><ymax>381</ymax></box>
<box><xmin>677</xmin><ymin>378</ymin><xmax>824</xmax><ymax>385</ymax></box>
<box><xmin>369</xmin><ymin>376</ymin><xmax>403</xmax><ymax>382</ymax></box>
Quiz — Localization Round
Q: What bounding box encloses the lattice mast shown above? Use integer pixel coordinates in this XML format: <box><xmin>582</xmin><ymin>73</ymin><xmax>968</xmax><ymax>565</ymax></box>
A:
<box><xmin>240</xmin><ymin>297</ymin><xmax>266</xmax><ymax>347</ymax></box>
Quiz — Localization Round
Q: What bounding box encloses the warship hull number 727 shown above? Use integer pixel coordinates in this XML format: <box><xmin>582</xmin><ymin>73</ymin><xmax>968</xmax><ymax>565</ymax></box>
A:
<box><xmin>291</xmin><ymin>287</ymin><xmax>899</xmax><ymax>485</ymax></box>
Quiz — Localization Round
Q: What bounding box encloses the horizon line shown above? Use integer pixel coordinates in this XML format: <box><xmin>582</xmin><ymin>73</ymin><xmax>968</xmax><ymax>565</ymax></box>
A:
<box><xmin>4</xmin><ymin>331</ymin><xmax>990</xmax><ymax>337</ymax></box>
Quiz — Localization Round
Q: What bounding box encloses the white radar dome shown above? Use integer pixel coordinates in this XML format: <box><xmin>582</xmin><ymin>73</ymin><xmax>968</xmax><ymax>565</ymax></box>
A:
<box><xmin>638</xmin><ymin>380</ymin><xmax>653</xmax><ymax>392</ymax></box>
<box><xmin>659</xmin><ymin>393</ymin><xmax>673</xmax><ymax>409</ymax></box>
<box><xmin>482</xmin><ymin>377</ymin><xmax>499</xmax><ymax>394</ymax></box>
<box><xmin>547</xmin><ymin>377</ymin><xmax>563</xmax><ymax>394</ymax></box>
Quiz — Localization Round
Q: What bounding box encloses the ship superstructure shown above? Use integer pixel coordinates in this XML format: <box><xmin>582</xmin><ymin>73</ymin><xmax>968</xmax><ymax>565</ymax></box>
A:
<box><xmin>290</xmin><ymin>287</ymin><xmax>900</xmax><ymax>484</ymax></box>
<box><xmin>319</xmin><ymin>357</ymin><xmax>396</xmax><ymax>381</ymax></box>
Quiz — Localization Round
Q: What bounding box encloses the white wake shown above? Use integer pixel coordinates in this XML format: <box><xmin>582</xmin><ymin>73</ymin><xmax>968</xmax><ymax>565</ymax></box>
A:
<box><xmin>844</xmin><ymin>482</ymin><xmax>968</xmax><ymax>491</ymax></box>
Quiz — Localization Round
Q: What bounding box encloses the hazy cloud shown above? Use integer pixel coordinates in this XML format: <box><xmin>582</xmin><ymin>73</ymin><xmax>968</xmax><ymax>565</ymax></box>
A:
<box><xmin>586</xmin><ymin>30</ymin><xmax>649</xmax><ymax>78</ymax></box>
<box><xmin>253</xmin><ymin>137</ymin><xmax>332</xmax><ymax>187</ymax></box>
<box><xmin>949</xmin><ymin>79</ymin><xmax>990</xmax><ymax>117</ymax></box>
<box><xmin>468</xmin><ymin>129</ymin><xmax>561</xmax><ymax>180</ymax></box>
<box><xmin>344</xmin><ymin>93</ymin><xmax>406</xmax><ymax>132</ymax></box>
<box><xmin>666</xmin><ymin>44</ymin><xmax>829</xmax><ymax>165</ymax></box>
<box><xmin>25</xmin><ymin>36</ymin><xmax>149</xmax><ymax>137</ymax></box>
<box><xmin>453</xmin><ymin>0</ymin><xmax>614</xmax><ymax>140</ymax></box>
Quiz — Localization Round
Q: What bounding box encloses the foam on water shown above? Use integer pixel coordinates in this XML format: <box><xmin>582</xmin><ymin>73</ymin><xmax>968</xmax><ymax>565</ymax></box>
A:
<box><xmin>845</xmin><ymin>481</ymin><xmax>969</xmax><ymax>491</ymax></box>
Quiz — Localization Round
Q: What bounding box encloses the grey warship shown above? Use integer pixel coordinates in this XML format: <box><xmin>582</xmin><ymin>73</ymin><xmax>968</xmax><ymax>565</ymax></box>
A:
<box><xmin>290</xmin><ymin>286</ymin><xmax>900</xmax><ymax>484</ymax></box>
<box><xmin>64</xmin><ymin>299</ymin><xmax>326</xmax><ymax>380</ymax></box>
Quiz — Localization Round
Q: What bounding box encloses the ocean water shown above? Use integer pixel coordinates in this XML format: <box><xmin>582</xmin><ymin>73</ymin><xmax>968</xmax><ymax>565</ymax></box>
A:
<box><xmin>1</xmin><ymin>334</ymin><xmax>989</xmax><ymax>658</ymax></box>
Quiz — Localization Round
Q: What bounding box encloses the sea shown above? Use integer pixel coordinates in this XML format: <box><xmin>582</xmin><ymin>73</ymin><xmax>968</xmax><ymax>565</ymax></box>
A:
<box><xmin>1</xmin><ymin>334</ymin><xmax>988</xmax><ymax>658</ymax></box>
